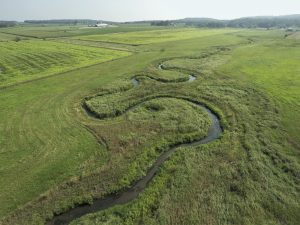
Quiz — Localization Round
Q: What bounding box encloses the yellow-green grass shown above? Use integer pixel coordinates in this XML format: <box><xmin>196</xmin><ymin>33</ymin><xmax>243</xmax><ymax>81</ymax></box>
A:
<box><xmin>0</xmin><ymin>32</ymin><xmax>24</xmax><ymax>41</ymax></box>
<box><xmin>288</xmin><ymin>31</ymin><xmax>300</xmax><ymax>39</ymax></box>
<box><xmin>0</xmin><ymin>29</ymin><xmax>299</xmax><ymax>225</ymax></box>
<box><xmin>70</xmin><ymin>30</ymin><xmax>300</xmax><ymax>225</ymax></box>
<box><xmin>163</xmin><ymin>52</ymin><xmax>229</xmax><ymax>76</ymax></box>
<box><xmin>144</xmin><ymin>67</ymin><xmax>189</xmax><ymax>82</ymax></box>
<box><xmin>0</xmin><ymin>24</ymin><xmax>169</xmax><ymax>39</ymax></box>
<box><xmin>0</xmin><ymin>32</ymin><xmax>245</xmax><ymax>222</ymax></box>
<box><xmin>0</xmin><ymin>25</ymin><xmax>100</xmax><ymax>38</ymax></box>
<box><xmin>0</xmin><ymin>25</ymin><xmax>80</xmax><ymax>38</ymax></box>
<box><xmin>53</xmin><ymin>38</ymin><xmax>138</xmax><ymax>52</ymax></box>
<box><xmin>0</xmin><ymin>40</ymin><xmax>130</xmax><ymax>87</ymax></box>
<box><xmin>76</xmin><ymin>28</ymin><xmax>239</xmax><ymax>45</ymax></box>
<box><xmin>219</xmin><ymin>38</ymin><xmax>300</xmax><ymax>150</ymax></box>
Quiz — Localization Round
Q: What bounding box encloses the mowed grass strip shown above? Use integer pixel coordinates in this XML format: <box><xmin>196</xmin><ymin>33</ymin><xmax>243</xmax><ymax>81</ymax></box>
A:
<box><xmin>0</xmin><ymin>25</ymin><xmax>85</xmax><ymax>38</ymax></box>
<box><xmin>76</xmin><ymin>28</ymin><xmax>238</xmax><ymax>45</ymax></box>
<box><xmin>0</xmin><ymin>40</ymin><xmax>130</xmax><ymax>87</ymax></box>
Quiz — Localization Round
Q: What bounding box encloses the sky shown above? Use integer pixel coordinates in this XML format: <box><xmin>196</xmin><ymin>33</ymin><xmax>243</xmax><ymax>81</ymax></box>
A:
<box><xmin>1</xmin><ymin>0</ymin><xmax>300</xmax><ymax>22</ymax></box>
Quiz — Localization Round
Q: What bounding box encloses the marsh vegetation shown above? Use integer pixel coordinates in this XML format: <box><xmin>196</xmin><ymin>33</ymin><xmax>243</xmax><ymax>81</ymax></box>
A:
<box><xmin>0</xmin><ymin>25</ymin><xmax>299</xmax><ymax>225</ymax></box>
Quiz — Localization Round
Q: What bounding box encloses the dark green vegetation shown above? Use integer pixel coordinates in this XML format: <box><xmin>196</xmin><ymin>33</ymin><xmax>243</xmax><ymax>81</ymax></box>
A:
<box><xmin>159</xmin><ymin>15</ymin><xmax>300</xmax><ymax>28</ymax></box>
<box><xmin>0</xmin><ymin>24</ymin><xmax>299</xmax><ymax>225</ymax></box>
<box><xmin>0</xmin><ymin>21</ymin><xmax>17</xmax><ymax>28</ymax></box>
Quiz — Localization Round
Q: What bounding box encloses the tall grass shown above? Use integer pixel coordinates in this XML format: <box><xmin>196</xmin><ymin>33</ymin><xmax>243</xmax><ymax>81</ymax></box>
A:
<box><xmin>0</xmin><ymin>29</ymin><xmax>299</xmax><ymax>225</ymax></box>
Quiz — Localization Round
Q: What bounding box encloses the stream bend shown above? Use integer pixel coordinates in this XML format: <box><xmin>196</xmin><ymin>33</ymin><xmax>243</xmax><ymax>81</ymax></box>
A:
<box><xmin>47</xmin><ymin>63</ymin><xmax>223</xmax><ymax>225</ymax></box>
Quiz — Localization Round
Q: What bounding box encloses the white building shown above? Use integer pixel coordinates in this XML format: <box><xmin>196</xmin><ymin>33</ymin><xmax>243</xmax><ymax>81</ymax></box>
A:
<box><xmin>95</xmin><ymin>23</ymin><xmax>109</xmax><ymax>28</ymax></box>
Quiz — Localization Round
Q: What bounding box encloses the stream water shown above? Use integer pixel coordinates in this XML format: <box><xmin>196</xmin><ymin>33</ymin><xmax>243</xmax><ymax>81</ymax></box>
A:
<box><xmin>47</xmin><ymin>64</ymin><xmax>222</xmax><ymax>225</ymax></box>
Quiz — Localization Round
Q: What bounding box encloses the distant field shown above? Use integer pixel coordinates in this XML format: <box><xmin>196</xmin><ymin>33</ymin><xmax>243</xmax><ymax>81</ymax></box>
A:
<box><xmin>76</xmin><ymin>28</ymin><xmax>237</xmax><ymax>45</ymax></box>
<box><xmin>0</xmin><ymin>40</ymin><xmax>130</xmax><ymax>87</ymax></box>
<box><xmin>288</xmin><ymin>31</ymin><xmax>300</xmax><ymax>39</ymax></box>
<box><xmin>54</xmin><ymin>38</ymin><xmax>138</xmax><ymax>52</ymax></box>
<box><xmin>0</xmin><ymin>32</ymin><xmax>23</xmax><ymax>41</ymax></box>
<box><xmin>0</xmin><ymin>24</ymin><xmax>169</xmax><ymax>39</ymax></box>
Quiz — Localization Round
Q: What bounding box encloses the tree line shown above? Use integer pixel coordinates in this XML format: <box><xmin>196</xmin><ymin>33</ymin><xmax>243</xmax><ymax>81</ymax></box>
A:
<box><xmin>0</xmin><ymin>21</ymin><xmax>17</xmax><ymax>28</ymax></box>
<box><xmin>151</xmin><ymin>15</ymin><xmax>300</xmax><ymax>28</ymax></box>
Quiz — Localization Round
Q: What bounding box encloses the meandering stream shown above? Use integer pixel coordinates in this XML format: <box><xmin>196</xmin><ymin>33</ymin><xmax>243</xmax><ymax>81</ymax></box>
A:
<box><xmin>47</xmin><ymin>63</ymin><xmax>222</xmax><ymax>225</ymax></box>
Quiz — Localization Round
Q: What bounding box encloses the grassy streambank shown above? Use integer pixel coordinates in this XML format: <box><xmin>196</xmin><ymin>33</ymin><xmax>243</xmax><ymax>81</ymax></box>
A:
<box><xmin>0</xmin><ymin>29</ymin><xmax>299</xmax><ymax>225</ymax></box>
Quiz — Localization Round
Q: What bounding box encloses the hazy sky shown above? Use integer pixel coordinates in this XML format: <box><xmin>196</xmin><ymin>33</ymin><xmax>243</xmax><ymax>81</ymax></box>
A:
<box><xmin>1</xmin><ymin>0</ymin><xmax>300</xmax><ymax>21</ymax></box>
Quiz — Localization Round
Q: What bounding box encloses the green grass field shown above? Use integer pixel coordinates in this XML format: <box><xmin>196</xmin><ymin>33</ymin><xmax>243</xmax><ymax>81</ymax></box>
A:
<box><xmin>0</xmin><ymin>32</ymin><xmax>24</xmax><ymax>41</ymax></box>
<box><xmin>0</xmin><ymin>24</ymin><xmax>169</xmax><ymax>39</ymax></box>
<box><xmin>76</xmin><ymin>28</ymin><xmax>238</xmax><ymax>45</ymax></box>
<box><xmin>0</xmin><ymin>26</ymin><xmax>299</xmax><ymax>225</ymax></box>
<box><xmin>219</xmin><ymin>37</ymin><xmax>300</xmax><ymax>148</ymax></box>
<box><xmin>0</xmin><ymin>40</ymin><xmax>130</xmax><ymax>87</ymax></box>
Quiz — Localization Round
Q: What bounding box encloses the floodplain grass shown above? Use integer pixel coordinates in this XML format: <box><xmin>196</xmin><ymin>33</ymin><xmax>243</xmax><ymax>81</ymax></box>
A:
<box><xmin>0</xmin><ymin>28</ymin><xmax>299</xmax><ymax>225</ymax></box>
<box><xmin>219</xmin><ymin>38</ymin><xmax>300</xmax><ymax>149</ymax></box>
<box><xmin>76</xmin><ymin>28</ymin><xmax>238</xmax><ymax>45</ymax></box>
<box><xmin>163</xmin><ymin>52</ymin><xmax>229</xmax><ymax>76</ymax></box>
<box><xmin>84</xmin><ymin>95</ymin><xmax>212</xmax><ymax>189</ymax></box>
<box><xmin>71</xmin><ymin>36</ymin><xmax>300</xmax><ymax>225</ymax></box>
<box><xmin>140</xmin><ymin>67</ymin><xmax>190</xmax><ymax>82</ymax></box>
<box><xmin>0</xmin><ymin>40</ymin><xmax>131</xmax><ymax>87</ymax></box>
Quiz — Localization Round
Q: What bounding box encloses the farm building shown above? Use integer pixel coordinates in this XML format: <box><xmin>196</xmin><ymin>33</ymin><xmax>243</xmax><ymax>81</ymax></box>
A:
<box><xmin>88</xmin><ymin>22</ymin><xmax>110</xmax><ymax>28</ymax></box>
<box><xmin>95</xmin><ymin>23</ymin><xmax>109</xmax><ymax>27</ymax></box>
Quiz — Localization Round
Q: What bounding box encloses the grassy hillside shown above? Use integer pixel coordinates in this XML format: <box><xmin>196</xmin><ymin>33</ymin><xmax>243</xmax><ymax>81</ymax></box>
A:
<box><xmin>0</xmin><ymin>28</ymin><xmax>299</xmax><ymax>225</ymax></box>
